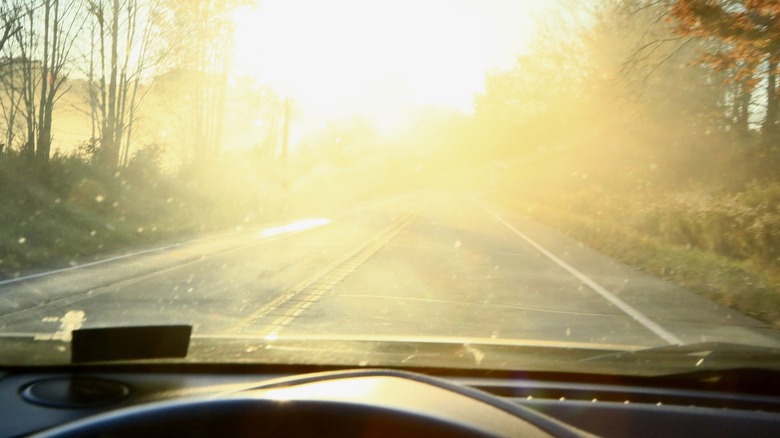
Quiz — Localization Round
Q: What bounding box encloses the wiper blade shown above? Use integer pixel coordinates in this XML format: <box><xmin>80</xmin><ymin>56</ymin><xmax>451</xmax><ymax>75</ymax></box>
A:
<box><xmin>582</xmin><ymin>342</ymin><xmax>780</xmax><ymax>373</ymax></box>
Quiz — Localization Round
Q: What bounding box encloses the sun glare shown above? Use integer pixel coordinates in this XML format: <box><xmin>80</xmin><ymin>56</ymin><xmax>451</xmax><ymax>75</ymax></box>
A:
<box><xmin>232</xmin><ymin>0</ymin><xmax>542</xmax><ymax>127</ymax></box>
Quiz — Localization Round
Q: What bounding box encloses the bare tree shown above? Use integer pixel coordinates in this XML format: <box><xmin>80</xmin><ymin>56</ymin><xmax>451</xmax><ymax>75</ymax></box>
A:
<box><xmin>0</xmin><ymin>58</ymin><xmax>26</xmax><ymax>153</ymax></box>
<box><xmin>4</xmin><ymin>0</ymin><xmax>84</xmax><ymax>160</ymax></box>
<box><xmin>85</xmin><ymin>0</ymin><xmax>160</xmax><ymax>169</ymax></box>
<box><xmin>0</xmin><ymin>3</ymin><xmax>22</xmax><ymax>53</ymax></box>
<box><xmin>0</xmin><ymin>3</ymin><xmax>23</xmax><ymax>153</ymax></box>
<box><xmin>157</xmin><ymin>0</ymin><xmax>241</xmax><ymax>166</ymax></box>
<box><xmin>36</xmin><ymin>0</ymin><xmax>84</xmax><ymax>160</ymax></box>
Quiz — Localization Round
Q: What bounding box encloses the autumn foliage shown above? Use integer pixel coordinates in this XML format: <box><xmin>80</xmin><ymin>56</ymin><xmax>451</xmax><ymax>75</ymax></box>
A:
<box><xmin>670</xmin><ymin>0</ymin><xmax>780</xmax><ymax>140</ymax></box>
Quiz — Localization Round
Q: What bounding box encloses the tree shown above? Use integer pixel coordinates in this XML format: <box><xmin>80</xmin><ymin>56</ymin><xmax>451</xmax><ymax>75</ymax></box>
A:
<box><xmin>86</xmin><ymin>0</ymin><xmax>159</xmax><ymax>169</ymax></box>
<box><xmin>472</xmin><ymin>0</ymin><xmax>739</xmax><ymax>183</ymax></box>
<box><xmin>3</xmin><ymin>0</ymin><xmax>83</xmax><ymax>160</ymax></box>
<box><xmin>0</xmin><ymin>58</ymin><xmax>25</xmax><ymax>153</ymax></box>
<box><xmin>0</xmin><ymin>3</ymin><xmax>23</xmax><ymax>152</ymax></box>
<box><xmin>670</xmin><ymin>0</ymin><xmax>780</xmax><ymax>142</ymax></box>
<box><xmin>157</xmin><ymin>0</ymin><xmax>243</xmax><ymax>166</ymax></box>
<box><xmin>35</xmin><ymin>0</ymin><xmax>84</xmax><ymax>161</ymax></box>
<box><xmin>0</xmin><ymin>4</ymin><xmax>22</xmax><ymax>53</ymax></box>
<box><xmin>472</xmin><ymin>4</ymin><xmax>594</xmax><ymax>159</ymax></box>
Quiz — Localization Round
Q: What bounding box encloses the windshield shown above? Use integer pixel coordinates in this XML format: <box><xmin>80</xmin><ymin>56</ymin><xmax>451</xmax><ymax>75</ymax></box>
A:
<box><xmin>0</xmin><ymin>0</ymin><xmax>779</xmax><ymax>375</ymax></box>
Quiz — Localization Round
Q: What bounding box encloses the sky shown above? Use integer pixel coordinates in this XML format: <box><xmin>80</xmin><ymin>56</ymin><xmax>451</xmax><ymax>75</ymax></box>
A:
<box><xmin>231</xmin><ymin>0</ymin><xmax>550</xmax><ymax>127</ymax></box>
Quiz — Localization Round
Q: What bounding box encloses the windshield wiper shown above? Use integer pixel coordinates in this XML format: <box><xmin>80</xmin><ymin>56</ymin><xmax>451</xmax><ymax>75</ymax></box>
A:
<box><xmin>581</xmin><ymin>342</ymin><xmax>780</xmax><ymax>373</ymax></box>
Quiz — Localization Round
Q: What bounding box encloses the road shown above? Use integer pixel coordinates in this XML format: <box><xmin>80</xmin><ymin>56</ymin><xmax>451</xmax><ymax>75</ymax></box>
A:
<box><xmin>1</xmin><ymin>191</ymin><xmax>778</xmax><ymax>355</ymax></box>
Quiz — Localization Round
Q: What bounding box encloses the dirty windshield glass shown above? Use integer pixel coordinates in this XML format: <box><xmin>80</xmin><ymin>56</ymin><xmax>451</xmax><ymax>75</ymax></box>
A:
<box><xmin>0</xmin><ymin>0</ymin><xmax>779</xmax><ymax>373</ymax></box>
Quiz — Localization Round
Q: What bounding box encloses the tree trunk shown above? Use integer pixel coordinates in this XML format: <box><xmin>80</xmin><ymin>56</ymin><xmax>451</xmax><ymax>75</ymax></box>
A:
<box><xmin>21</xmin><ymin>13</ymin><xmax>36</xmax><ymax>160</ymax></box>
<box><xmin>36</xmin><ymin>0</ymin><xmax>51</xmax><ymax>161</ymax></box>
<box><xmin>732</xmin><ymin>80</ymin><xmax>751</xmax><ymax>136</ymax></box>
<box><xmin>22</xmin><ymin>56</ymin><xmax>35</xmax><ymax>159</ymax></box>
<box><xmin>89</xmin><ymin>21</ymin><xmax>97</xmax><ymax>144</ymax></box>
<box><xmin>763</xmin><ymin>59</ymin><xmax>778</xmax><ymax>144</ymax></box>
<box><xmin>99</xmin><ymin>0</ymin><xmax>120</xmax><ymax>168</ymax></box>
<box><xmin>36</xmin><ymin>105</ymin><xmax>52</xmax><ymax>160</ymax></box>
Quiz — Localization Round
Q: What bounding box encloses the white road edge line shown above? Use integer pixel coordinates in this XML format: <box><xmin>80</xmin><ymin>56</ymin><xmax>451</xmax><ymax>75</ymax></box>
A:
<box><xmin>0</xmin><ymin>220</ymin><xmax>330</xmax><ymax>287</ymax></box>
<box><xmin>0</xmin><ymin>239</ymin><xmax>211</xmax><ymax>287</ymax></box>
<box><xmin>482</xmin><ymin>204</ymin><xmax>683</xmax><ymax>345</ymax></box>
<box><xmin>0</xmin><ymin>193</ymin><xmax>424</xmax><ymax>288</ymax></box>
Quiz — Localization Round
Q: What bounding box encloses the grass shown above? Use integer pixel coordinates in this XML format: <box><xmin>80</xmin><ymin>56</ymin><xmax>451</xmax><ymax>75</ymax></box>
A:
<box><xmin>0</xmin><ymin>149</ymin><xmax>418</xmax><ymax>278</ymax></box>
<box><xmin>0</xmin><ymin>153</ymin><xmax>211</xmax><ymax>276</ymax></box>
<box><xmin>491</xmin><ymin>185</ymin><xmax>780</xmax><ymax>328</ymax></box>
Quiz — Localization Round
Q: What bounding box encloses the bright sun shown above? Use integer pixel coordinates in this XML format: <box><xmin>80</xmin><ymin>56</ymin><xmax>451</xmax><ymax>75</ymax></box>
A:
<box><xmin>232</xmin><ymin>0</ymin><xmax>543</xmax><ymax>127</ymax></box>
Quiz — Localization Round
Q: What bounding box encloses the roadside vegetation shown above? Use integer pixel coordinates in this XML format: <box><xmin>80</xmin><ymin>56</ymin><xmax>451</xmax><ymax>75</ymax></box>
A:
<box><xmin>0</xmin><ymin>0</ymin><xmax>421</xmax><ymax>277</ymax></box>
<box><xmin>475</xmin><ymin>1</ymin><xmax>780</xmax><ymax>326</ymax></box>
<box><xmin>0</xmin><ymin>148</ymin><xmax>260</xmax><ymax>276</ymax></box>
<box><xmin>0</xmin><ymin>145</ymin><xmax>412</xmax><ymax>278</ymax></box>
<box><xmin>491</xmin><ymin>183</ymin><xmax>780</xmax><ymax>327</ymax></box>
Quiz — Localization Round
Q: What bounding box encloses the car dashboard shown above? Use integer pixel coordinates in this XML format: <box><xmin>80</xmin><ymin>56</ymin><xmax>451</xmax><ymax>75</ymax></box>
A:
<box><xmin>2</xmin><ymin>364</ymin><xmax>779</xmax><ymax>437</ymax></box>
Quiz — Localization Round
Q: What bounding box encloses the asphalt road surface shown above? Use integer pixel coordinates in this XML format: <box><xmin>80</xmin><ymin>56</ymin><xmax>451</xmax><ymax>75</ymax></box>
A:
<box><xmin>1</xmin><ymin>191</ymin><xmax>778</xmax><ymax>352</ymax></box>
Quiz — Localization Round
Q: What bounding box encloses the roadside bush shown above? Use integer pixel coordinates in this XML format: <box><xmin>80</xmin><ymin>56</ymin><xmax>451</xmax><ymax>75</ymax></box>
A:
<box><xmin>535</xmin><ymin>183</ymin><xmax>780</xmax><ymax>270</ymax></box>
<box><xmin>498</xmin><ymin>182</ymin><xmax>780</xmax><ymax>325</ymax></box>
<box><xmin>635</xmin><ymin>183</ymin><xmax>780</xmax><ymax>267</ymax></box>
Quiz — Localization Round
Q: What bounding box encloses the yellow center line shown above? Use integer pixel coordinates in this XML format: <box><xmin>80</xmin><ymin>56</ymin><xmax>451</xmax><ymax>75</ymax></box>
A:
<box><xmin>228</xmin><ymin>203</ymin><xmax>424</xmax><ymax>335</ymax></box>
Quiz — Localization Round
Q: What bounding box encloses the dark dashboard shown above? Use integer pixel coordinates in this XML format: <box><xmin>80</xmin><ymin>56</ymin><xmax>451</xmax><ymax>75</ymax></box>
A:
<box><xmin>3</xmin><ymin>364</ymin><xmax>779</xmax><ymax>437</ymax></box>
